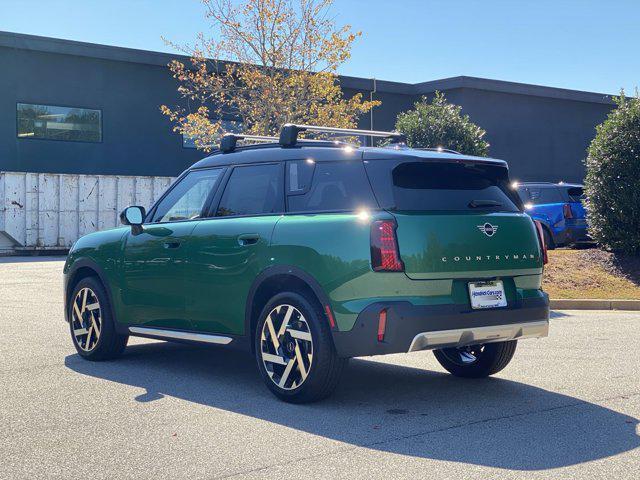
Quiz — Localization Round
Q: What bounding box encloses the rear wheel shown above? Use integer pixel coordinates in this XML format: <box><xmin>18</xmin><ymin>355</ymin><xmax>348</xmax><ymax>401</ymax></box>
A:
<box><xmin>433</xmin><ymin>340</ymin><xmax>517</xmax><ymax>378</ymax></box>
<box><xmin>255</xmin><ymin>292</ymin><xmax>346</xmax><ymax>403</ymax></box>
<box><xmin>69</xmin><ymin>276</ymin><xmax>128</xmax><ymax>361</ymax></box>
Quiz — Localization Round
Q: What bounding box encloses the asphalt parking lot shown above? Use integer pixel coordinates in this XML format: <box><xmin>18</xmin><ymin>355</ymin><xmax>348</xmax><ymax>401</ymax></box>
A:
<box><xmin>1</xmin><ymin>257</ymin><xmax>639</xmax><ymax>479</ymax></box>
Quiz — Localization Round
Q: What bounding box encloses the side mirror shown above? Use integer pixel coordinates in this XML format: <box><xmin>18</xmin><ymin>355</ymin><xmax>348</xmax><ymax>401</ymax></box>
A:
<box><xmin>120</xmin><ymin>206</ymin><xmax>146</xmax><ymax>234</ymax></box>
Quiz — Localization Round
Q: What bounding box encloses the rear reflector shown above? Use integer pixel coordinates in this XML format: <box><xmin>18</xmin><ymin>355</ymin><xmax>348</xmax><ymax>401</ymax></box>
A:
<box><xmin>377</xmin><ymin>309</ymin><xmax>387</xmax><ymax>342</ymax></box>
<box><xmin>324</xmin><ymin>305</ymin><xmax>336</xmax><ymax>328</ymax></box>
<box><xmin>533</xmin><ymin>220</ymin><xmax>549</xmax><ymax>265</ymax></box>
<box><xmin>371</xmin><ymin>220</ymin><xmax>404</xmax><ymax>272</ymax></box>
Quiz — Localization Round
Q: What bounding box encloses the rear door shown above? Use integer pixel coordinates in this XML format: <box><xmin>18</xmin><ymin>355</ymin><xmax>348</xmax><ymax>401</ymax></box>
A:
<box><xmin>364</xmin><ymin>158</ymin><xmax>542</xmax><ymax>280</ymax></box>
<box><xmin>184</xmin><ymin>163</ymin><xmax>284</xmax><ymax>335</ymax></box>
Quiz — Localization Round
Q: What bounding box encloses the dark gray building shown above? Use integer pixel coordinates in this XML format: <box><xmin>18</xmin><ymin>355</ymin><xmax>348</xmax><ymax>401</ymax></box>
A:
<box><xmin>0</xmin><ymin>31</ymin><xmax>614</xmax><ymax>182</ymax></box>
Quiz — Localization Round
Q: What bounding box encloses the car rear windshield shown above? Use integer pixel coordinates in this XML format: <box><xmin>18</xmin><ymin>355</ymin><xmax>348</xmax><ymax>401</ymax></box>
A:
<box><xmin>567</xmin><ymin>187</ymin><xmax>584</xmax><ymax>202</ymax></box>
<box><xmin>364</xmin><ymin>159</ymin><xmax>521</xmax><ymax>212</ymax></box>
<box><xmin>517</xmin><ymin>186</ymin><xmax>564</xmax><ymax>205</ymax></box>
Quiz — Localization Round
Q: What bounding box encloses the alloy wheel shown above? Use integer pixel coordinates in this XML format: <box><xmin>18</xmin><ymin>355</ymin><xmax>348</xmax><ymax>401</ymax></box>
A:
<box><xmin>260</xmin><ymin>304</ymin><xmax>313</xmax><ymax>390</ymax></box>
<box><xmin>71</xmin><ymin>287</ymin><xmax>102</xmax><ymax>352</ymax></box>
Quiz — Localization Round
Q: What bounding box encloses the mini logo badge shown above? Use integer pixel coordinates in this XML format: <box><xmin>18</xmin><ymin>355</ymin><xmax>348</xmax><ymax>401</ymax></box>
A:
<box><xmin>477</xmin><ymin>223</ymin><xmax>498</xmax><ymax>237</ymax></box>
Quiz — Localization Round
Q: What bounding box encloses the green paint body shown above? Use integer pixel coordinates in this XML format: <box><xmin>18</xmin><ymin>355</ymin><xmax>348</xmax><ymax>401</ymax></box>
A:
<box><xmin>64</xmin><ymin>209</ymin><xmax>544</xmax><ymax>334</ymax></box>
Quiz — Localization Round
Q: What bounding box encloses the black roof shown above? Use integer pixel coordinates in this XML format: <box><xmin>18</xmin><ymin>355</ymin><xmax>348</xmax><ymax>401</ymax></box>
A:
<box><xmin>190</xmin><ymin>143</ymin><xmax>509</xmax><ymax>170</ymax></box>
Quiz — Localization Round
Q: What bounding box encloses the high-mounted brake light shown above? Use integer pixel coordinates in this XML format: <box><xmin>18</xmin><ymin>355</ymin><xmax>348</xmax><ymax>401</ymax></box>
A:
<box><xmin>533</xmin><ymin>220</ymin><xmax>549</xmax><ymax>265</ymax></box>
<box><xmin>371</xmin><ymin>220</ymin><xmax>404</xmax><ymax>272</ymax></box>
<box><xmin>563</xmin><ymin>203</ymin><xmax>574</xmax><ymax>219</ymax></box>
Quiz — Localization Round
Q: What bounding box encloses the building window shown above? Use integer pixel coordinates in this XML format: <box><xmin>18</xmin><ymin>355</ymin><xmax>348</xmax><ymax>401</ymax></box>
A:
<box><xmin>182</xmin><ymin>119</ymin><xmax>243</xmax><ymax>148</ymax></box>
<box><xmin>17</xmin><ymin>103</ymin><xmax>102</xmax><ymax>142</ymax></box>
<box><xmin>182</xmin><ymin>133</ymin><xmax>198</xmax><ymax>149</ymax></box>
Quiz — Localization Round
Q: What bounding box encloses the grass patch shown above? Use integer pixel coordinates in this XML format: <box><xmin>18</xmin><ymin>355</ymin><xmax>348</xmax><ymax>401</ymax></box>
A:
<box><xmin>543</xmin><ymin>248</ymin><xmax>640</xmax><ymax>299</ymax></box>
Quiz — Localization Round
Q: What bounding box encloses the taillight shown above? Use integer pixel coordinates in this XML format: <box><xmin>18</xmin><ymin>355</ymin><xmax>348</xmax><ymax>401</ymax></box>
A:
<box><xmin>371</xmin><ymin>219</ymin><xmax>404</xmax><ymax>272</ymax></box>
<box><xmin>563</xmin><ymin>203</ymin><xmax>574</xmax><ymax>219</ymax></box>
<box><xmin>533</xmin><ymin>220</ymin><xmax>549</xmax><ymax>265</ymax></box>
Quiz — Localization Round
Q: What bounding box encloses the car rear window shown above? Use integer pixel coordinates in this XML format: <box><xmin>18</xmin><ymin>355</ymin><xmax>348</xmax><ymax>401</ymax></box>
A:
<box><xmin>522</xmin><ymin>186</ymin><xmax>564</xmax><ymax>205</ymax></box>
<box><xmin>567</xmin><ymin>187</ymin><xmax>584</xmax><ymax>202</ymax></box>
<box><xmin>364</xmin><ymin>160</ymin><xmax>521</xmax><ymax>212</ymax></box>
<box><xmin>287</xmin><ymin>160</ymin><xmax>378</xmax><ymax>212</ymax></box>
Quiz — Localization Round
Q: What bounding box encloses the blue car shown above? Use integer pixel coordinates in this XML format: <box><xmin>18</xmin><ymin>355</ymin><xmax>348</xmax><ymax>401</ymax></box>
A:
<box><xmin>515</xmin><ymin>182</ymin><xmax>590</xmax><ymax>249</ymax></box>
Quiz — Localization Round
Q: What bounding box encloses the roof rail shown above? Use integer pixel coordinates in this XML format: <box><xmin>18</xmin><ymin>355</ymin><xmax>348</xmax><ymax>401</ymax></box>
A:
<box><xmin>415</xmin><ymin>147</ymin><xmax>462</xmax><ymax>155</ymax></box>
<box><xmin>518</xmin><ymin>181</ymin><xmax>558</xmax><ymax>185</ymax></box>
<box><xmin>279</xmin><ymin>123</ymin><xmax>406</xmax><ymax>147</ymax></box>
<box><xmin>219</xmin><ymin>133</ymin><xmax>279</xmax><ymax>153</ymax></box>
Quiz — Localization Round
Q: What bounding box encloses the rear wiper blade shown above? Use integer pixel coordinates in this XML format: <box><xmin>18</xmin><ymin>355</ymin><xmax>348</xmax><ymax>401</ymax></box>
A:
<box><xmin>468</xmin><ymin>199</ymin><xmax>502</xmax><ymax>208</ymax></box>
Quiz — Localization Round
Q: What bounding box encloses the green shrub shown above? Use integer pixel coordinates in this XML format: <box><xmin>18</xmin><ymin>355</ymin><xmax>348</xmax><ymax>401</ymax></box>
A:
<box><xmin>584</xmin><ymin>93</ymin><xmax>640</xmax><ymax>255</ymax></box>
<box><xmin>395</xmin><ymin>91</ymin><xmax>489</xmax><ymax>156</ymax></box>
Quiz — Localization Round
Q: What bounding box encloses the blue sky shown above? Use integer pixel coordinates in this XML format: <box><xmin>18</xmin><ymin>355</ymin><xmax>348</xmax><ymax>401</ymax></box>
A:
<box><xmin>1</xmin><ymin>0</ymin><xmax>638</xmax><ymax>94</ymax></box>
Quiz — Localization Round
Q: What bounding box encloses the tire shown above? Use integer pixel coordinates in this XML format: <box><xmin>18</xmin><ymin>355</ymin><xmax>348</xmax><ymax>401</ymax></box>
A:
<box><xmin>68</xmin><ymin>276</ymin><xmax>128</xmax><ymax>361</ymax></box>
<box><xmin>543</xmin><ymin>227</ymin><xmax>556</xmax><ymax>250</ymax></box>
<box><xmin>254</xmin><ymin>291</ymin><xmax>346</xmax><ymax>403</ymax></box>
<box><xmin>433</xmin><ymin>340</ymin><xmax>517</xmax><ymax>378</ymax></box>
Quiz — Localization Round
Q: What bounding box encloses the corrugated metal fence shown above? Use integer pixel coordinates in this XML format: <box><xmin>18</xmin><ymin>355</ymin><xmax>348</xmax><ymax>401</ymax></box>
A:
<box><xmin>0</xmin><ymin>172</ymin><xmax>174</xmax><ymax>253</ymax></box>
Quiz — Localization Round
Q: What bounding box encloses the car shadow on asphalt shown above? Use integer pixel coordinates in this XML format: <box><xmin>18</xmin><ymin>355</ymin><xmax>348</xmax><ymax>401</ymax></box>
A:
<box><xmin>65</xmin><ymin>342</ymin><xmax>639</xmax><ymax>471</ymax></box>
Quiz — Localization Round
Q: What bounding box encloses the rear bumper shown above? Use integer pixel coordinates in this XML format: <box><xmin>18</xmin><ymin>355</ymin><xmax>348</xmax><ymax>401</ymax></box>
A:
<box><xmin>557</xmin><ymin>223</ymin><xmax>591</xmax><ymax>245</ymax></box>
<box><xmin>331</xmin><ymin>296</ymin><xmax>549</xmax><ymax>358</ymax></box>
<box><xmin>566</xmin><ymin>225</ymin><xmax>592</xmax><ymax>244</ymax></box>
<box><xmin>408</xmin><ymin>320</ymin><xmax>548</xmax><ymax>352</ymax></box>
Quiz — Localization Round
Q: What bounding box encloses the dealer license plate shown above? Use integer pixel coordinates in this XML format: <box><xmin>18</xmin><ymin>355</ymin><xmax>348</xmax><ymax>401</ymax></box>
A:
<box><xmin>468</xmin><ymin>280</ymin><xmax>507</xmax><ymax>309</ymax></box>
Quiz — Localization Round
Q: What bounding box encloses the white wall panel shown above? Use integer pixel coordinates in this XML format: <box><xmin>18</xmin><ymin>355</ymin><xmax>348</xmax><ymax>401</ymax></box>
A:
<box><xmin>0</xmin><ymin>172</ymin><xmax>174</xmax><ymax>252</ymax></box>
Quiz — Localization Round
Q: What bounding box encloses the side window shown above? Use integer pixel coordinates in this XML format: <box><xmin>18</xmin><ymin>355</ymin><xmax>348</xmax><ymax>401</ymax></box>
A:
<box><xmin>528</xmin><ymin>188</ymin><xmax>541</xmax><ymax>202</ymax></box>
<box><xmin>216</xmin><ymin>164</ymin><xmax>283</xmax><ymax>217</ymax></box>
<box><xmin>287</xmin><ymin>159</ymin><xmax>316</xmax><ymax>195</ymax></box>
<box><xmin>516</xmin><ymin>186</ymin><xmax>530</xmax><ymax>203</ymax></box>
<box><xmin>532</xmin><ymin>187</ymin><xmax>563</xmax><ymax>204</ymax></box>
<box><xmin>152</xmin><ymin>169</ymin><xmax>222</xmax><ymax>223</ymax></box>
<box><xmin>287</xmin><ymin>161</ymin><xmax>377</xmax><ymax>212</ymax></box>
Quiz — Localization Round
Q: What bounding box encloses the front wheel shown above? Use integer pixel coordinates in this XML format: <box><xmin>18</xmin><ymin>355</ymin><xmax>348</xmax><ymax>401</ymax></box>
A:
<box><xmin>69</xmin><ymin>276</ymin><xmax>128</xmax><ymax>361</ymax></box>
<box><xmin>255</xmin><ymin>292</ymin><xmax>346</xmax><ymax>403</ymax></box>
<box><xmin>433</xmin><ymin>341</ymin><xmax>517</xmax><ymax>378</ymax></box>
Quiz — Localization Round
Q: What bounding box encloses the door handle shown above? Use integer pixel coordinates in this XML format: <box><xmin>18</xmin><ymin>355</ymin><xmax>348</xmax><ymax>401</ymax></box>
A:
<box><xmin>163</xmin><ymin>241</ymin><xmax>181</xmax><ymax>249</ymax></box>
<box><xmin>237</xmin><ymin>233</ymin><xmax>260</xmax><ymax>246</ymax></box>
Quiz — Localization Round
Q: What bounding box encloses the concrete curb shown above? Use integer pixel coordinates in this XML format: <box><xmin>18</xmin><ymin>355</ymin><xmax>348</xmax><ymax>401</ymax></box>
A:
<box><xmin>550</xmin><ymin>299</ymin><xmax>640</xmax><ymax>311</ymax></box>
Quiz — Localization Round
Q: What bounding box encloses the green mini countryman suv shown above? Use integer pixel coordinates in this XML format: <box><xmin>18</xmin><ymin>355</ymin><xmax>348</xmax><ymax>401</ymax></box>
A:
<box><xmin>64</xmin><ymin>124</ymin><xmax>550</xmax><ymax>403</ymax></box>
